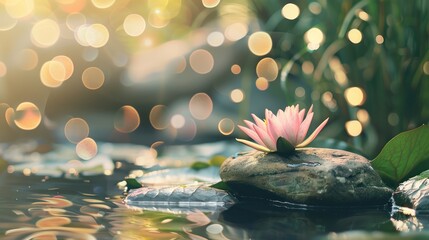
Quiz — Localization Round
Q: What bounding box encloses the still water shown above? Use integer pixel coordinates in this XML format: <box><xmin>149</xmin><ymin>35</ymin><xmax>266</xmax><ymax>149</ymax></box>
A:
<box><xmin>0</xmin><ymin>141</ymin><xmax>427</xmax><ymax>240</ymax></box>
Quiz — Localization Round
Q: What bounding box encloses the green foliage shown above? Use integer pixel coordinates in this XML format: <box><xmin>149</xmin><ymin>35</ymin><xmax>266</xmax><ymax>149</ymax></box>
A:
<box><xmin>250</xmin><ymin>0</ymin><xmax>429</xmax><ymax>157</ymax></box>
<box><xmin>371</xmin><ymin>125</ymin><xmax>429</xmax><ymax>187</ymax></box>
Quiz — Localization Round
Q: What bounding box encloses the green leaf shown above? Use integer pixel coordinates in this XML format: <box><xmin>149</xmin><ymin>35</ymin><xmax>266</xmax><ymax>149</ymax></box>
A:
<box><xmin>371</xmin><ymin>125</ymin><xmax>429</xmax><ymax>187</ymax></box>
<box><xmin>209</xmin><ymin>155</ymin><xmax>227</xmax><ymax>167</ymax></box>
<box><xmin>190</xmin><ymin>161</ymin><xmax>210</xmax><ymax>171</ymax></box>
<box><xmin>210</xmin><ymin>181</ymin><xmax>232</xmax><ymax>192</ymax></box>
<box><xmin>412</xmin><ymin>169</ymin><xmax>429</xmax><ymax>181</ymax></box>
<box><xmin>276</xmin><ymin>137</ymin><xmax>295</xmax><ymax>157</ymax></box>
<box><xmin>125</xmin><ymin>178</ymin><xmax>142</xmax><ymax>190</ymax></box>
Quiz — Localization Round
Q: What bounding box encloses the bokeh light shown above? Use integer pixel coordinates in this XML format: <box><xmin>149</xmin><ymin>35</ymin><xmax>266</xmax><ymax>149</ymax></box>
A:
<box><xmin>345</xmin><ymin>120</ymin><xmax>362</xmax><ymax>137</ymax></box>
<box><xmin>53</xmin><ymin>55</ymin><xmax>74</xmax><ymax>81</ymax></box>
<box><xmin>5</xmin><ymin>0</ymin><xmax>34</xmax><ymax>19</ymax></box>
<box><xmin>231</xmin><ymin>64</ymin><xmax>241</xmax><ymax>75</ymax></box>
<box><xmin>357</xmin><ymin>109</ymin><xmax>370</xmax><ymax>126</ymax></box>
<box><xmin>423</xmin><ymin>61</ymin><xmax>429</xmax><ymax>75</ymax></box>
<box><xmin>64</xmin><ymin>118</ymin><xmax>89</xmax><ymax>143</ymax></box>
<box><xmin>114</xmin><ymin>105</ymin><xmax>140</xmax><ymax>133</ymax></box>
<box><xmin>85</xmin><ymin>24</ymin><xmax>110</xmax><ymax>48</ymax></box>
<box><xmin>123</xmin><ymin>14</ymin><xmax>146</xmax><ymax>37</ymax></box>
<box><xmin>282</xmin><ymin>3</ymin><xmax>300</xmax><ymax>20</ymax></box>
<box><xmin>218</xmin><ymin>118</ymin><xmax>234</xmax><ymax>135</ymax></box>
<box><xmin>295</xmin><ymin>87</ymin><xmax>305</xmax><ymax>98</ymax></box>
<box><xmin>375</xmin><ymin>35</ymin><xmax>384</xmax><ymax>44</ymax></box>
<box><xmin>230</xmin><ymin>89</ymin><xmax>244</xmax><ymax>103</ymax></box>
<box><xmin>31</xmin><ymin>19</ymin><xmax>60</xmax><ymax>48</ymax></box>
<box><xmin>82</xmin><ymin>67</ymin><xmax>105</xmax><ymax>90</ymax></box>
<box><xmin>189</xmin><ymin>93</ymin><xmax>213</xmax><ymax>120</ymax></box>
<box><xmin>248</xmin><ymin>32</ymin><xmax>272</xmax><ymax>56</ymax></box>
<box><xmin>170</xmin><ymin>114</ymin><xmax>185</xmax><ymax>129</ymax></box>
<box><xmin>0</xmin><ymin>3</ymin><xmax>17</xmax><ymax>31</ymax></box>
<box><xmin>302</xmin><ymin>61</ymin><xmax>314</xmax><ymax>75</ymax></box>
<box><xmin>344</xmin><ymin>87</ymin><xmax>366</xmax><ymax>106</ymax></box>
<box><xmin>76</xmin><ymin>137</ymin><xmax>98</xmax><ymax>160</ymax></box>
<box><xmin>189</xmin><ymin>49</ymin><xmax>214</xmax><ymax>74</ymax></box>
<box><xmin>308</xmin><ymin>2</ymin><xmax>322</xmax><ymax>15</ymax></box>
<box><xmin>91</xmin><ymin>0</ymin><xmax>116</xmax><ymax>9</ymax></box>
<box><xmin>14</xmin><ymin>102</ymin><xmax>42</xmax><ymax>130</ymax></box>
<box><xmin>388</xmin><ymin>113</ymin><xmax>399</xmax><ymax>126</ymax></box>
<box><xmin>224</xmin><ymin>22</ymin><xmax>248</xmax><ymax>41</ymax></box>
<box><xmin>148</xmin><ymin>9</ymin><xmax>170</xmax><ymax>28</ymax></box>
<box><xmin>348</xmin><ymin>29</ymin><xmax>362</xmax><ymax>44</ymax></box>
<box><xmin>202</xmin><ymin>0</ymin><xmax>220</xmax><ymax>8</ymax></box>
<box><xmin>0</xmin><ymin>61</ymin><xmax>7</xmax><ymax>77</ymax></box>
<box><xmin>149</xmin><ymin>105</ymin><xmax>168</xmax><ymax>130</ymax></box>
<box><xmin>255</xmin><ymin>77</ymin><xmax>269</xmax><ymax>91</ymax></box>
<box><xmin>256</xmin><ymin>57</ymin><xmax>278</xmax><ymax>81</ymax></box>
<box><xmin>357</xmin><ymin>10</ymin><xmax>370</xmax><ymax>21</ymax></box>
<box><xmin>207</xmin><ymin>31</ymin><xmax>224</xmax><ymax>47</ymax></box>
<box><xmin>66</xmin><ymin>12</ymin><xmax>86</xmax><ymax>31</ymax></box>
<box><xmin>17</xmin><ymin>49</ymin><xmax>38</xmax><ymax>70</ymax></box>
<box><xmin>40</xmin><ymin>61</ymin><xmax>63</xmax><ymax>88</ymax></box>
<box><xmin>304</xmin><ymin>27</ymin><xmax>324</xmax><ymax>50</ymax></box>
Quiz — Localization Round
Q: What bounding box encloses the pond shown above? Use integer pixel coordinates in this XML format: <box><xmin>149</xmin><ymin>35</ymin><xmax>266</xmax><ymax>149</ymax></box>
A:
<box><xmin>0</xmin><ymin>141</ymin><xmax>427</xmax><ymax>240</ymax></box>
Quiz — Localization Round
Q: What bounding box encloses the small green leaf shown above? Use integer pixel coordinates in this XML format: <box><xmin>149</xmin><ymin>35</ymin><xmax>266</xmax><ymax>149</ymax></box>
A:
<box><xmin>209</xmin><ymin>155</ymin><xmax>227</xmax><ymax>167</ymax></box>
<box><xmin>276</xmin><ymin>137</ymin><xmax>295</xmax><ymax>157</ymax></box>
<box><xmin>210</xmin><ymin>181</ymin><xmax>232</xmax><ymax>192</ymax></box>
<box><xmin>190</xmin><ymin>161</ymin><xmax>210</xmax><ymax>171</ymax></box>
<box><xmin>371</xmin><ymin>125</ymin><xmax>429</xmax><ymax>187</ymax></box>
<box><xmin>125</xmin><ymin>178</ymin><xmax>142</xmax><ymax>190</ymax></box>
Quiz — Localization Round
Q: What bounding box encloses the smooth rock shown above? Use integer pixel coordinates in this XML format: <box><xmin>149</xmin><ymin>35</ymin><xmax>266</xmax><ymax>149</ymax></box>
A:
<box><xmin>220</xmin><ymin>148</ymin><xmax>393</xmax><ymax>206</ymax></box>
<box><xmin>393</xmin><ymin>176</ymin><xmax>429</xmax><ymax>213</ymax></box>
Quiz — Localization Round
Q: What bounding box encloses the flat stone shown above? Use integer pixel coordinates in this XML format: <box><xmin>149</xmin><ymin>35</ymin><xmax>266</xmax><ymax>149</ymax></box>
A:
<box><xmin>220</xmin><ymin>148</ymin><xmax>393</xmax><ymax>206</ymax></box>
<box><xmin>393</xmin><ymin>176</ymin><xmax>429</xmax><ymax>213</ymax></box>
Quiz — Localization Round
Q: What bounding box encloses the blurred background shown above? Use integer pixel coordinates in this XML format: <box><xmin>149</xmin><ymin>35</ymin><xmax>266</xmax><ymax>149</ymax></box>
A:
<box><xmin>0</xmin><ymin>0</ymin><xmax>428</xmax><ymax>158</ymax></box>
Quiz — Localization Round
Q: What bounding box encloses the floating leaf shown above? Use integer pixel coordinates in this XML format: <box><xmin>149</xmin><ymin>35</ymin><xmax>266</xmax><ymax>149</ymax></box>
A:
<box><xmin>210</xmin><ymin>181</ymin><xmax>232</xmax><ymax>192</ymax></box>
<box><xmin>190</xmin><ymin>161</ymin><xmax>210</xmax><ymax>171</ymax></box>
<box><xmin>275</xmin><ymin>137</ymin><xmax>295</xmax><ymax>157</ymax></box>
<box><xmin>371</xmin><ymin>125</ymin><xmax>429</xmax><ymax>186</ymax></box>
<box><xmin>125</xmin><ymin>178</ymin><xmax>142</xmax><ymax>190</ymax></box>
<box><xmin>209</xmin><ymin>155</ymin><xmax>227</xmax><ymax>167</ymax></box>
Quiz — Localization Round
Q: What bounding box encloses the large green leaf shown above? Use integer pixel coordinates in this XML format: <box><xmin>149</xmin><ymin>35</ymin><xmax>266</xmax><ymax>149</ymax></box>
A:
<box><xmin>371</xmin><ymin>125</ymin><xmax>429</xmax><ymax>186</ymax></box>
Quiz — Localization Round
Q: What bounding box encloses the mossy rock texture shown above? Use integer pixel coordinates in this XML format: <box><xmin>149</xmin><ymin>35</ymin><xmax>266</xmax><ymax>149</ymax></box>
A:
<box><xmin>220</xmin><ymin>148</ymin><xmax>393</xmax><ymax>206</ymax></box>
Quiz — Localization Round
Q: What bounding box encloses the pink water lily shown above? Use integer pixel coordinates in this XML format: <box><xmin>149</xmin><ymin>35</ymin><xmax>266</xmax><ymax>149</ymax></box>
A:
<box><xmin>236</xmin><ymin>105</ymin><xmax>329</xmax><ymax>152</ymax></box>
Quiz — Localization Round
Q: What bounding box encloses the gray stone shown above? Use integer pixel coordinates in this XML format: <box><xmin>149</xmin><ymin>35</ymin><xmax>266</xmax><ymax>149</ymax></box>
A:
<box><xmin>220</xmin><ymin>148</ymin><xmax>393</xmax><ymax>206</ymax></box>
<box><xmin>393</xmin><ymin>177</ymin><xmax>429</xmax><ymax>213</ymax></box>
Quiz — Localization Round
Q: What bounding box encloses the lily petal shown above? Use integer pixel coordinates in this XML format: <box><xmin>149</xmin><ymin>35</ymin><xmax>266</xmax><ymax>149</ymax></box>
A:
<box><xmin>253</xmin><ymin>124</ymin><xmax>276</xmax><ymax>150</ymax></box>
<box><xmin>251</xmin><ymin>114</ymin><xmax>266</xmax><ymax>130</ymax></box>
<box><xmin>296</xmin><ymin>117</ymin><xmax>329</xmax><ymax>148</ymax></box>
<box><xmin>238</xmin><ymin>125</ymin><xmax>265</xmax><ymax>146</ymax></box>
<box><xmin>297</xmin><ymin>112</ymin><xmax>314</xmax><ymax>144</ymax></box>
<box><xmin>236</xmin><ymin>138</ymin><xmax>271</xmax><ymax>152</ymax></box>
